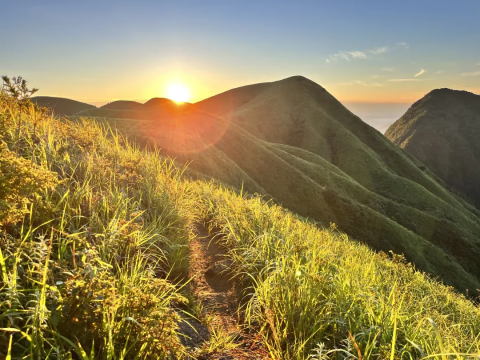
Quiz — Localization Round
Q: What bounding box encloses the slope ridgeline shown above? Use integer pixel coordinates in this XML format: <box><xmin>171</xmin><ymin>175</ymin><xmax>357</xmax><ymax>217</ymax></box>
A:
<box><xmin>93</xmin><ymin>76</ymin><xmax>480</xmax><ymax>293</ymax></box>
<box><xmin>31</xmin><ymin>96</ymin><xmax>96</xmax><ymax>116</ymax></box>
<box><xmin>386</xmin><ymin>88</ymin><xmax>480</xmax><ymax>208</ymax></box>
<box><xmin>1</xmin><ymin>85</ymin><xmax>480</xmax><ymax>358</ymax></box>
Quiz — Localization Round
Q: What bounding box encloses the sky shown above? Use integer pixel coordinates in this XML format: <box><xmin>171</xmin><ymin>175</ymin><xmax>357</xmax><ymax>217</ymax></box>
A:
<box><xmin>1</xmin><ymin>0</ymin><xmax>480</xmax><ymax>116</ymax></box>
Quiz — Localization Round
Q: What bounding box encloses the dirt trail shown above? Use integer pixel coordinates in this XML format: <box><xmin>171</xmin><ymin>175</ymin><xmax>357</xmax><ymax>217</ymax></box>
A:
<box><xmin>179</xmin><ymin>224</ymin><xmax>268</xmax><ymax>359</ymax></box>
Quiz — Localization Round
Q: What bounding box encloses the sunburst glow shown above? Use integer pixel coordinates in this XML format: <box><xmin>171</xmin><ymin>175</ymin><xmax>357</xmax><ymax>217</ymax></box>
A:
<box><xmin>167</xmin><ymin>84</ymin><xmax>190</xmax><ymax>103</ymax></box>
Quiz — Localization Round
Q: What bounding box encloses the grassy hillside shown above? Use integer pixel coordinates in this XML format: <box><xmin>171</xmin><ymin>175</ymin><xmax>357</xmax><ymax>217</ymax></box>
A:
<box><xmin>101</xmin><ymin>100</ymin><xmax>144</xmax><ymax>110</ymax></box>
<box><xmin>1</xmin><ymin>81</ymin><xmax>480</xmax><ymax>359</ymax></box>
<box><xmin>31</xmin><ymin>96</ymin><xmax>96</xmax><ymax>116</ymax></box>
<box><xmin>385</xmin><ymin>88</ymin><xmax>480</xmax><ymax>208</ymax></box>
<box><xmin>2</xmin><ymin>79</ymin><xmax>480</xmax><ymax>359</ymax></box>
<box><xmin>93</xmin><ymin>77</ymin><xmax>480</xmax><ymax>293</ymax></box>
<box><xmin>74</xmin><ymin>98</ymin><xmax>193</xmax><ymax>120</ymax></box>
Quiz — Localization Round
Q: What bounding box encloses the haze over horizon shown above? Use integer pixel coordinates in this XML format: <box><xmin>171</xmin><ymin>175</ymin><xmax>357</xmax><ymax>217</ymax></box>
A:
<box><xmin>2</xmin><ymin>0</ymin><xmax>480</xmax><ymax>125</ymax></box>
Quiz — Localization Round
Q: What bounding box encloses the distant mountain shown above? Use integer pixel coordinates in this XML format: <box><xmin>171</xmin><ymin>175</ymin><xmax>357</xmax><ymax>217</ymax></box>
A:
<box><xmin>101</xmin><ymin>100</ymin><xmax>143</xmax><ymax>110</ymax></box>
<box><xmin>385</xmin><ymin>88</ymin><xmax>480</xmax><ymax>208</ymax></box>
<box><xmin>103</xmin><ymin>76</ymin><xmax>480</xmax><ymax>292</ymax></box>
<box><xmin>74</xmin><ymin>97</ymin><xmax>193</xmax><ymax>119</ymax></box>
<box><xmin>31</xmin><ymin>96</ymin><xmax>95</xmax><ymax>116</ymax></box>
<box><xmin>143</xmin><ymin>97</ymin><xmax>191</xmax><ymax>108</ymax></box>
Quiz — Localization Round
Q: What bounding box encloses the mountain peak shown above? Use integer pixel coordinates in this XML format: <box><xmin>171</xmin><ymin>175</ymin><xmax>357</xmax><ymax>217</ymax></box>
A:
<box><xmin>386</xmin><ymin>86</ymin><xmax>480</xmax><ymax>208</ymax></box>
<box><xmin>422</xmin><ymin>88</ymin><xmax>480</xmax><ymax>104</ymax></box>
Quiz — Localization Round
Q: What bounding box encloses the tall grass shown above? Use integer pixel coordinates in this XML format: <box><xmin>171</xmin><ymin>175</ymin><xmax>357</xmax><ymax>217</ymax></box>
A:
<box><xmin>196</xmin><ymin>186</ymin><xmax>480</xmax><ymax>359</ymax></box>
<box><xmin>1</xmin><ymin>83</ymin><xmax>480</xmax><ymax>359</ymax></box>
<box><xmin>0</xmin><ymin>89</ymin><xmax>196</xmax><ymax>358</ymax></box>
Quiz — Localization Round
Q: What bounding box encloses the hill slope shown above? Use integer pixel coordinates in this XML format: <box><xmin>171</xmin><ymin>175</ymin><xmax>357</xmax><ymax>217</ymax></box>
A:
<box><xmin>74</xmin><ymin>97</ymin><xmax>193</xmax><ymax>120</ymax></box>
<box><xmin>1</xmin><ymin>90</ymin><xmax>480</xmax><ymax>359</ymax></box>
<box><xmin>99</xmin><ymin>77</ymin><xmax>480</xmax><ymax>292</ymax></box>
<box><xmin>101</xmin><ymin>100</ymin><xmax>143</xmax><ymax>110</ymax></box>
<box><xmin>385</xmin><ymin>88</ymin><xmax>480</xmax><ymax>208</ymax></box>
<box><xmin>31</xmin><ymin>96</ymin><xmax>96</xmax><ymax>116</ymax></box>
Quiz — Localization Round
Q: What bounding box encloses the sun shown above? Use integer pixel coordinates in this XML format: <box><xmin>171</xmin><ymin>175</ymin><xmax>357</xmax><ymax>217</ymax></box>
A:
<box><xmin>167</xmin><ymin>84</ymin><xmax>190</xmax><ymax>103</ymax></box>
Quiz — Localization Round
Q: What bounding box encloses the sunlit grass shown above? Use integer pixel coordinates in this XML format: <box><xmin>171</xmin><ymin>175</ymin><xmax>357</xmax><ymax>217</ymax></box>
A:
<box><xmin>1</xmin><ymin>79</ymin><xmax>480</xmax><ymax>359</ymax></box>
<box><xmin>0</xmin><ymin>85</ymin><xmax>194</xmax><ymax>358</ymax></box>
<box><xmin>196</xmin><ymin>186</ymin><xmax>480</xmax><ymax>359</ymax></box>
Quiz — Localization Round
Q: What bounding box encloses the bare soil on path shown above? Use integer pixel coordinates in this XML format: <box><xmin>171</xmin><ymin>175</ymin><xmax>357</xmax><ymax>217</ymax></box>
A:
<box><xmin>179</xmin><ymin>224</ymin><xmax>269</xmax><ymax>360</ymax></box>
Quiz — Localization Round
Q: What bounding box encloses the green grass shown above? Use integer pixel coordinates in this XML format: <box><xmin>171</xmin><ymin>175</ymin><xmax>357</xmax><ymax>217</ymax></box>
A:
<box><xmin>31</xmin><ymin>96</ymin><xmax>96</xmax><ymax>116</ymax></box>
<box><xmin>385</xmin><ymin>88</ymin><xmax>480</xmax><ymax>209</ymax></box>
<box><xmin>0</xmin><ymin>91</ymin><xmax>195</xmax><ymax>358</ymax></box>
<box><xmin>89</xmin><ymin>76</ymin><xmax>480</xmax><ymax>293</ymax></box>
<box><xmin>1</xmin><ymin>84</ymin><xmax>480</xmax><ymax>359</ymax></box>
<box><xmin>196</xmin><ymin>185</ymin><xmax>480</xmax><ymax>359</ymax></box>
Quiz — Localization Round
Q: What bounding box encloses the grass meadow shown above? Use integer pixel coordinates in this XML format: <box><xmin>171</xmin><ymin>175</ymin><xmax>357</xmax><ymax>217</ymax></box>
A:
<box><xmin>1</xmin><ymin>80</ymin><xmax>479</xmax><ymax>359</ymax></box>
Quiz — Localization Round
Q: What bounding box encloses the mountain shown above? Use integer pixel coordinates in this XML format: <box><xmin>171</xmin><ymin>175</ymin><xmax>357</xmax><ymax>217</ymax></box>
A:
<box><xmin>31</xmin><ymin>96</ymin><xmax>96</xmax><ymax>116</ymax></box>
<box><xmin>3</xmin><ymin>89</ymin><xmax>480</xmax><ymax>358</ymax></box>
<box><xmin>74</xmin><ymin>97</ymin><xmax>193</xmax><ymax>120</ymax></box>
<box><xmin>100</xmin><ymin>76</ymin><xmax>480</xmax><ymax>292</ymax></box>
<box><xmin>385</xmin><ymin>88</ymin><xmax>480</xmax><ymax>209</ymax></box>
<box><xmin>101</xmin><ymin>100</ymin><xmax>143</xmax><ymax>110</ymax></box>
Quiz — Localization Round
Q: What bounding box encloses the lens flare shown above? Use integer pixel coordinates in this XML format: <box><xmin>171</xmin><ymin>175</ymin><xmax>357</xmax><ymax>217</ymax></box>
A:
<box><xmin>167</xmin><ymin>84</ymin><xmax>190</xmax><ymax>103</ymax></box>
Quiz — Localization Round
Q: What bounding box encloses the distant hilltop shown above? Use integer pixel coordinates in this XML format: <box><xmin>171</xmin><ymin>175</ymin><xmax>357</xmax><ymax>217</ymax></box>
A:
<box><xmin>31</xmin><ymin>96</ymin><xmax>96</xmax><ymax>116</ymax></box>
<box><xmin>385</xmin><ymin>88</ymin><xmax>480</xmax><ymax>208</ymax></box>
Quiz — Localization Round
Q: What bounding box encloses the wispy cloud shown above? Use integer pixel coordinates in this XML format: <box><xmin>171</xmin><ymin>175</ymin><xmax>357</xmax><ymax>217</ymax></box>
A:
<box><xmin>388</xmin><ymin>79</ymin><xmax>422</xmax><ymax>82</ymax></box>
<box><xmin>327</xmin><ymin>50</ymin><xmax>368</xmax><ymax>62</ymax></box>
<box><xmin>434</xmin><ymin>70</ymin><xmax>444</xmax><ymax>74</ymax></box>
<box><xmin>354</xmin><ymin>80</ymin><xmax>383</xmax><ymax>87</ymax></box>
<box><xmin>326</xmin><ymin>42</ymin><xmax>408</xmax><ymax>63</ymax></box>
<box><xmin>370</xmin><ymin>46</ymin><xmax>388</xmax><ymax>55</ymax></box>
<box><xmin>335</xmin><ymin>80</ymin><xmax>383</xmax><ymax>87</ymax></box>
<box><xmin>381</xmin><ymin>67</ymin><xmax>395</xmax><ymax>72</ymax></box>
<box><xmin>364</xmin><ymin>82</ymin><xmax>383</xmax><ymax>87</ymax></box>
<box><xmin>461</xmin><ymin>71</ymin><xmax>480</xmax><ymax>77</ymax></box>
<box><xmin>414</xmin><ymin>69</ymin><xmax>425</xmax><ymax>77</ymax></box>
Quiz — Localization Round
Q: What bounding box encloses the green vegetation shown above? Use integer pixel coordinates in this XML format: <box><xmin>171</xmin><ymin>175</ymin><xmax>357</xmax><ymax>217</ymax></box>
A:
<box><xmin>31</xmin><ymin>96</ymin><xmax>96</xmax><ymax>116</ymax></box>
<box><xmin>101</xmin><ymin>100</ymin><xmax>143</xmax><ymax>110</ymax></box>
<box><xmin>1</xmin><ymin>79</ymin><xmax>194</xmax><ymax>358</ymax></box>
<box><xmin>90</xmin><ymin>76</ymin><xmax>480</xmax><ymax>293</ymax></box>
<box><xmin>1</xmin><ymin>78</ymin><xmax>480</xmax><ymax>359</ymax></box>
<box><xmin>385</xmin><ymin>88</ymin><xmax>480</xmax><ymax>209</ymax></box>
<box><xmin>198</xmin><ymin>185</ymin><xmax>480</xmax><ymax>359</ymax></box>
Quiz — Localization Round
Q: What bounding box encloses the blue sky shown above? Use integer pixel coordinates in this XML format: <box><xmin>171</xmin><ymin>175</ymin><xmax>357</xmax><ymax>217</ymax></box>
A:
<box><xmin>1</xmin><ymin>0</ymin><xmax>480</xmax><ymax>105</ymax></box>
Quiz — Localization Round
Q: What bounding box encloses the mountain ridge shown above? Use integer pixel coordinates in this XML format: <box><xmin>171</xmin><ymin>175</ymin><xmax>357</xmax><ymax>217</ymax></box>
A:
<box><xmin>95</xmin><ymin>76</ymin><xmax>480</xmax><ymax>292</ymax></box>
<box><xmin>31</xmin><ymin>96</ymin><xmax>96</xmax><ymax>116</ymax></box>
<box><xmin>385</xmin><ymin>88</ymin><xmax>480</xmax><ymax>208</ymax></box>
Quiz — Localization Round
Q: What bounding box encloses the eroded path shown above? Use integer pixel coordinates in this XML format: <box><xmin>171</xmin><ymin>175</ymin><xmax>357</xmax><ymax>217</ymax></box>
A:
<box><xmin>179</xmin><ymin>224</ymin><xmax>268</xmax><ymax>360</ymax></box>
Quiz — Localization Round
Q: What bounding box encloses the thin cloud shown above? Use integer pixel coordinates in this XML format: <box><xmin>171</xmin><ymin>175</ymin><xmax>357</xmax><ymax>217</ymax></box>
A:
<box><xmin>381</xmin><ymin>67</ymin><xmax>395</xmax><ymax>72</ymax></box>
<box><xmin>461</xmin><ymin>71</ymin><xmax>480</xmax><ymax>77</ymax></box>
<box><xmin>370</xmin><ymin>46</ymin><xmax>388</xmax><ymax>55</ymax></box>
<box><xmin>354</xmin><ymin>80</ymin><xmax>383</xmax><ymax>87</ymax></box>
<box><xmin>434</xmin><ymin>70</ymin><xmax>444</xmax><ymax>74</ymax></box>
<box><xmin>462</xmin><ymin>71</ymin><xmax>480</xmax><ymax>76</ymax></box>
<box><xmin>348</xmin><ymin>51</ymin><xmax>368</xmax><ymax>59</ymax></box>
<box><xmin>388</xmin><ymin>79</ymin><xmax>422</xmax><ymax>82</ymax></box>
<box><xmin>414</xmin><ymin>69</ymin><xmax>425</xmax><ymax>77</ymax></box>
<box><xmin>325</xmin><ymin>41</ymin><xmax>412</xmax><ymax>63</ymax></box>
<box><xmin>326</xmin><ymin>42</ymin><xmax>408</xmax><ymax>63</ymax></box>
<box><xmin>335</xmin><ymin>81</ymin><xmax>383</xmax><ymax>87</ymax></box>
<box><xmin>328</xmin><ymin>50</ymin><xmax>367</xmax><ymax>62</ymax></box>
